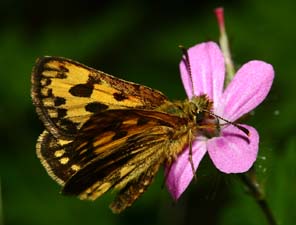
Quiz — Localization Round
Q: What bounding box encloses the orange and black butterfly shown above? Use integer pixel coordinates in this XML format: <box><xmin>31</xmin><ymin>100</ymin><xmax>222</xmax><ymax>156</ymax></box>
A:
<box><xmin>31</xmin><ymin>56</ymin><xmax>221</xmax><ymax>213</ymax></box>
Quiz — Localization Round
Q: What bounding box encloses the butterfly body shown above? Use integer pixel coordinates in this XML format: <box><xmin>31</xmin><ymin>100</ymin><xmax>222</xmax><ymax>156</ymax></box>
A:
<box><xmin>32</xmin><ymin>56</ymin><xmax>215</xmax><ymax>213</ymax></box>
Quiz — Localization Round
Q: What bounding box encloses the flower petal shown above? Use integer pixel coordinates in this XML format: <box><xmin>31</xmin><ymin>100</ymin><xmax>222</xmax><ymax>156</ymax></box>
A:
<box><xmin>220</xmin><ymin>60</ymin><xmax>274</xmax><ymax>121</ymax></box>
<box><xmin>207</xmin><ymin>125</ymin><xmax>259</xmax><ymax>173</ymax></box>
<box><xmin>166</xmin><ymin>140</ymin><xmax>207</xmax><ymax>200</ymax></box>
<box><xmin>180</xmin><ymin>42</ymin><xmax>225</xmax><ymax>107</ymax></box>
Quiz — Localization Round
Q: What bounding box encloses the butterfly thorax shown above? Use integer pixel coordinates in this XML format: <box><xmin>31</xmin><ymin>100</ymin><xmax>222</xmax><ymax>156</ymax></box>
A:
<box><xmin>157</xmin><ymin>94</ymin><xmax>220</xmax><ymax>138</ymax></box>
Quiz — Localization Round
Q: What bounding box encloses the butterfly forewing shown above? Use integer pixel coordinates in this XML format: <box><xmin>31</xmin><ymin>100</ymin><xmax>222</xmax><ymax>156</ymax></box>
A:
<box><xmin>31</xmin><ymin>56</ymin><xmax>168</xmax><ymax>138</ymax></box>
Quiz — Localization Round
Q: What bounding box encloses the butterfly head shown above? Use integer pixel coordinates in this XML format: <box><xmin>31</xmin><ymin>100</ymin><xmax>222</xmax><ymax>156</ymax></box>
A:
<box><xmin>187</xmin><ymin>95</ymin><xmax>220</xmax><ymax>138</ymax></box>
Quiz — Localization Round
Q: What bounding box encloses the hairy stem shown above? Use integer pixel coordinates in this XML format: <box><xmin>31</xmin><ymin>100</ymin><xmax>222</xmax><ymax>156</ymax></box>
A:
<box><xmin>238</xmin><ymin>170</ymin><xmax>278</xmax><ymax>225</ymax></box>
<box><xmin>214</xmin><ymin>7</ymin><xmax>235</xmax><ymax>86</ymax></box>
<box><xmin>214</xmin><ymin>8</ymin><xmax>278</xmax><ymax>225</ymax></box>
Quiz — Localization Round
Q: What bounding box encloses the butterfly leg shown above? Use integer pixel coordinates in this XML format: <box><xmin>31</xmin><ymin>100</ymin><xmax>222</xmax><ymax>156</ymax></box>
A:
<box><xmin>188</xmin><ymin>129</ymin><xmax>197</xmax><ymax>180</ymax></box>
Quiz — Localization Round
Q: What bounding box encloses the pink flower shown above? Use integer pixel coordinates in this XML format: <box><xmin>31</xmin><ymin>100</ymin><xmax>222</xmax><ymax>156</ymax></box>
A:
<box><xmin>166</xmin><ymin>41</ymin><xmax>274</xmax><ymax>200</ymax></box>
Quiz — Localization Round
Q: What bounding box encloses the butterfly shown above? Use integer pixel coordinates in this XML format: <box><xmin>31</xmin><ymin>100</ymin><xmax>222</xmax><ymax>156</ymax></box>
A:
<box><xmin>31</xmin><ymin>54</ymin><xmax>245</xmax><ymax>213</ymax></box>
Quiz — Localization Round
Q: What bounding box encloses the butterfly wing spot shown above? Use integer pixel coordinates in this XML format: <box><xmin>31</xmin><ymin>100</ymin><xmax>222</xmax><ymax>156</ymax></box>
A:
<box><xmin>58</xmin><ymin>118</ymin><xmax>79</xmax><ymax>134</ymax></box>
<box><xmin>54</xmin><ymin>97</ymin><xmax>66</xmax><ymax>106</ymax></box>
<box><xmin>60</xmin><ymin>157</ymin><xmax>69</xmax><ymax>164</ymax></box>
<box><xmin>40</xmin><ymin>88</ymin><xmax>50</xmax><ymax>97</ymax></box>
<box><xmin>80</xmin><ymin>182</ymin><xmax>113</xmax><ymax>201</ymax></box>
<box><xmin>47</xmin><ymin>110</ymin><xmax>57</xmax><ymax>118</ymax></box>
<box><xmin>42</xmin><ymin>70</ymin><xmax>60</xmax><ymax>78</ymax></box>
<box><xmin>122</xmin><ymin>118</ymin><xmax>138</xmax><ymax>126</ymax></box>
<box><xmin>71</xmin><ymin>164</ymin><xmax>80</xmax><ymax>171</ymax></box>
<box><xmin>85</xmin><ymin>102</ymin><xmax>108</xmax><ymax>113</ymax></box>
<box><xmin>41</xmin><ymin>78</ymin><xmax>52</xmax><ymax>86</ymax></box>
<box><xmin>69</xmin><ymin>83</ymin><xmax>94</xmax><ymax>97</ymax></box>
<box><xmin>91</xmin><ymin>132</ymin><xmax>115</xmax><ymax>149</ymax></box>
<box><xmin>119</xmin><ymin>165</ymin><xmax>136</xmax><ymax>178</ymax></box>
<box><xmin>55</xmin><ymin>108</ymin><xmax>66</xmax><ymax>118</ymax></box>
<box><xmin>58</xmin><ymin>65</ymin><xmax>69</xmax><ymax>73</ymax></box>
<box><xmin>54</xmin><ymin>150</ymin><xmax>65</xmax><ymax>157</ymax></box>
<box><xmin>113</xmin><ymin>92</ymin><xmax>128</xmax><ymax>101</ymax></box>
<box><xmin>57</xmin><ymin>139</ymin><xmax>72</xmax><ymax>145</ymax></box>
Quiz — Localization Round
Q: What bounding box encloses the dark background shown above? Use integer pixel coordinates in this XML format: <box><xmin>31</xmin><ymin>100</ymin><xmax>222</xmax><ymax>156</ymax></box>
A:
<box><xmin>1</xmin><ymin>0</ymin><xmax>295</xmax><ymax>225</ymax></box>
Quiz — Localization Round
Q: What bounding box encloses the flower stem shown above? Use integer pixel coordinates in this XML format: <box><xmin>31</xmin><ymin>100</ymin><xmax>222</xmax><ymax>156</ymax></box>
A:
<box><xmin>238</xmin><ymin>170</ymin><xmax>278</xmax><ymax>225</ymax></box>
<box><xmin>214</xmin><ymin>7</ymin><xmax>235</xmax><ymax>86</ymax></box>
<box><xmin>214</xmin><ymin>8</ymin><xmax>278</xmax><ymax>225</ymax></box>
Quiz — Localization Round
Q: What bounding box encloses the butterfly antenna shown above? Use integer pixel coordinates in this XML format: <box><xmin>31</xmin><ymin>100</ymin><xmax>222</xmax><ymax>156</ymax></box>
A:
<box><xmin>179</xmin><ymin>45</ymin><xmax>195</xmax><ymax>96</ymax></box>
<box><xmin>203</xmin><ymin>109</ymin><xmax>250</xmax><ymax>136</ymax></box>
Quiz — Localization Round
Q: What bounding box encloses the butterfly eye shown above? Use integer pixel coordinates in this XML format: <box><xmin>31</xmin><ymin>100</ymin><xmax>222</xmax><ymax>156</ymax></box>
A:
<box><xmin>195</xmin><ymin>111</ymin><xmax>205</xmax><ymax>123</ymax></box>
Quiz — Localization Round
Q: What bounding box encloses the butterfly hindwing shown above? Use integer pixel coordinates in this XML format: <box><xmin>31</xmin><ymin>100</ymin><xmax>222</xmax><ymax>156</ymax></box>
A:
<box><xmin>109</xmin><ymin>161</ymin><xmax>161</xmax><ymax>213</ymax></box>
<box><xmin>36</xmin><ymin>131</ymin><xmax>79</xmax><ymax>185</ymax></box>
<box><xmin>31</xmin><ymin>56</ymin><xmax>168</xmax><ymax>138</ymax></box>
<box><xmin>55</xmin><ymin>109</ymin><xmax>189</xmax><ymax>212</ymax></box>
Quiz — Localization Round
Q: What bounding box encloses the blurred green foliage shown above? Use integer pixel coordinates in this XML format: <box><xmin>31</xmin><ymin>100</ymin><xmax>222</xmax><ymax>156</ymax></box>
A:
<box><xmin>0</xmin><ymin>0</ymin><xmax>295</xmax><ymax>225</ymax></box>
